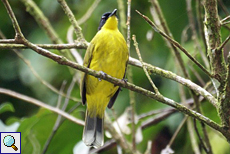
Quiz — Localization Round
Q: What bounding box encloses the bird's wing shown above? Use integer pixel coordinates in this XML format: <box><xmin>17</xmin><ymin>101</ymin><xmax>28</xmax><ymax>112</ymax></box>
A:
<box><xmin>80</xmin><ymin>43</ymin><xmax>95</xmax><ymax>105</ymax></box>
<box><xmin>107</xmin><ymin>87</ymin><xmax>120</xmax><ymax>108</ymax></box>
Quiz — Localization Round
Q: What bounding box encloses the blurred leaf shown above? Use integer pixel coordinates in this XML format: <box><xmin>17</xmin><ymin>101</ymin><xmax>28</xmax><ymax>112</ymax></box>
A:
<box><xmin>0</xmin><ymin>102</ymin><xmax>15</xmax><ymax>114</ymax></box>
<box><xmin>6</xmin><ymin>117</ymin><xmax>20</xmax><ymax>125</ymax></box>
<box><xmin>210</xmin><ymin>132</ymin><xmax>230</xmax><ymax>153</ymax></box>
<box><xmin>17</xmin><ymin>107</ymin><xmax>83</xmax><ymax>153</ymax></box>
<box><xmin>17</xmin><ymin>108</ymin><xmax>56</xmax><ymax>154</ymax></box>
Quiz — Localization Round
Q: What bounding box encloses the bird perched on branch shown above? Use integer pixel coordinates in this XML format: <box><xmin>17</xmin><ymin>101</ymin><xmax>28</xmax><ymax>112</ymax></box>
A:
<box><xmin>80</xmin><ymin>9</ymin><xmax>129</xmax><ymax>148</ymax></box>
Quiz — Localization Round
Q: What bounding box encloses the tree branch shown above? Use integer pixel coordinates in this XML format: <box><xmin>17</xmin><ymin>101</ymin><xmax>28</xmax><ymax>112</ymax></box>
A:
<box><xmin>204</xmin><ymin>0</ymin><xmax>229</xmax><ymax>130</ymax></box>
<box><xmin>204</xmin><ymin>0</ymin><xmax>227</xmax><ymax>87</ymax></box>
<box><xmin>57</xmin><ymin>0</ymin><xmax>86</xmax><ymax>43</ymax></box>
<box><xmin>150</xmin><ymin>0</ymin><xmax>190</xmax><ymax>78</ymax></box>
<box><xmin>136</xmin><ymin>10</ymin><xmax>214</xmax><ymax>79</ymax></box>
<box><xmin>6</xmin><ymin>38</ymin><xmax>224</xmax><ymax>138</ymax></box>
<box><xmin>130</xmin><ymin>58</ymin><xmax>218</xmax><ymax>107</ymax></box>
<box><xmin>132</xmin><ymin>34</ymin><xmax>160</xmax><ymax>94</ymax></box>
<box><xmin>126</xmin><ymin>1</ymin><xmax>137</xmax><ymax>151</ymax></box>
<box><xmin>0</xmin><ymin>39</ymin><xmax>217</xmax><ymax>108</ymax></box>
<box><xmin>0</xmin><ymin>88</ymin><xmax>84</xmax><ymax>126</ymax></box>
<box><xmin>0</xmin><ymin>42</ymin><xmax>87</xmax><ymax>49</ymax></box>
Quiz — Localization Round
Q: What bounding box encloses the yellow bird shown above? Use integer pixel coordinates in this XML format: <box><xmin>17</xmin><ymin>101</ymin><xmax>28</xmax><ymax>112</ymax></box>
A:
<box><xmin>81</xmin><ymin>9</ymin><xmax>129</xmax><ymax>148</ymax></box>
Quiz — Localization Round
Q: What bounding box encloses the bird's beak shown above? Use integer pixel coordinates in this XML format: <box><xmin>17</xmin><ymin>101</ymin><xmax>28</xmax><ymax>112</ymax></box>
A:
<box><xmin>109</xmin><ymin>9</ymin><xmax>117</xmax><ymax>17</ymax></box>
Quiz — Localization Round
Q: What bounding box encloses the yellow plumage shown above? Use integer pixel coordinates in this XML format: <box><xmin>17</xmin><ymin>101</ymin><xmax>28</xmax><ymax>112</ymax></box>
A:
<box><xmin>80</xmin><ymin>9</ymin><xmax>129</xmax><ymax>148</ymax></box>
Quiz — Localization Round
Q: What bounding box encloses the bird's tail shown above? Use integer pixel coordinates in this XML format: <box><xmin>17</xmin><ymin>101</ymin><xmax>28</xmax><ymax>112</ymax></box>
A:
<box><xmin>83</xmin><ymin>111</ymin><xmax>104</xmax><ymax>148</ymax></box>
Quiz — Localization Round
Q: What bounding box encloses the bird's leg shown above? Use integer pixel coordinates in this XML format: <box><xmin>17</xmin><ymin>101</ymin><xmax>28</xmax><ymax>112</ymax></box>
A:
<box><xmin>98</xmin><ymin>71</ymin><xmax>107</xmax><ymax>81</ymax></box>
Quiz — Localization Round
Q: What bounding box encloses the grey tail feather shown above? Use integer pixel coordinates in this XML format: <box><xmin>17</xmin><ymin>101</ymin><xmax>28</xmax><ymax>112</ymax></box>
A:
<box><xmin>82</xmin><ymin>111</ymin><xmax>104</xmax><ymax>148</ymax></box>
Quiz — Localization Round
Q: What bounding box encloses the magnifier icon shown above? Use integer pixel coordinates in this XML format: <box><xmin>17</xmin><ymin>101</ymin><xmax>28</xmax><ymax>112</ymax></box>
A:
<box><xmin>3</xmin><ymin>135</ymin><xmax>18</xmax><ymax>151</ymax></box>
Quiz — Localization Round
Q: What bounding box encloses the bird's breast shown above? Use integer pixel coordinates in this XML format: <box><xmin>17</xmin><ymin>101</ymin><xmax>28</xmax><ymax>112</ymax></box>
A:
<box><xmin>90</xmin><ymin>30</ymin><xmax>128</xmax><ymax>79</ymax></box>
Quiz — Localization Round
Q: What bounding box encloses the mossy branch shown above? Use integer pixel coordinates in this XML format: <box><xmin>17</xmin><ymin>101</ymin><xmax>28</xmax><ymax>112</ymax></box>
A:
<box><xmin>204</xmin><ymin>0</ymin><xmax>230</xmax><ymax>132</ymax></box>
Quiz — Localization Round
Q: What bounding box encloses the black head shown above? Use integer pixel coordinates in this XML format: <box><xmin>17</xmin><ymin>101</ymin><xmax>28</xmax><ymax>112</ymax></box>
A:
<box><xmin>98</xmin><ymin>9</ymin><xmax>117</xmax><ymax>31</ymax></box>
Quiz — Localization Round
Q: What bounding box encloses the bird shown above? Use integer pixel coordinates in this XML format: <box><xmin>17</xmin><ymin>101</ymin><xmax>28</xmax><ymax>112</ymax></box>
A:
<box><xmin>80</xmin><ymin>9</ymin><xmax>129</xmax><ymax>148</ymax></box>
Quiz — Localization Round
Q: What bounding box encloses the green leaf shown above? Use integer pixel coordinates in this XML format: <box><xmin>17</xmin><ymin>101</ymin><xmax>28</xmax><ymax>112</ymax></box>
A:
<box><xmin>17</xmin><ymin>108</ymin><xmax>83</xmax><ymax>154</ymax></box>
<box><xmin>6</xmin><ymin>117</ymin><xmax>20</xmax><ymax>125</ymax></box>
<box><xmin>17</xmin><ymin>108</ymin><xmax>55</xmax><ymax>154</ymax></box>
<box><xmin>0</xmin><ymin>102</ymin><xmax>15</xmax><ymax>114</ymax></box>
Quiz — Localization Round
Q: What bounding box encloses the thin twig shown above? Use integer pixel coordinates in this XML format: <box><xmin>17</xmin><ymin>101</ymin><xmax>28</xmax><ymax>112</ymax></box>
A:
<box><xmin>20</xmin><ymin>0</ymin><xmax>76</xmax><ymax>61</ymax></box>
<box><xmin>132</xmin><ymin>35</ymin><xmax>160</xmax><ymax>94</ymax></box>
<box><xmin>111</xmin><ymin>109</ymin><xmax>128</xmax><ymax>150</ymax></box>
<box><xmin>57</xmin><ymin>0</ymin><xmax>86</xmax><ymax>43</ymax></box>
<box><xmin>150</xmin><ymin>6</ymin><xmax>210</xmax><ymax>148</ymax></box>
<box><xmin>218</xmin><ymin>0</ymin><xmax>229</xmax><ymax>15</ymax></box>
<box><xmin>129</xmin><ymin>58</ymin><xmax>217</xmax><ymax>107</ymax></box>
<box><xmin>0</xmin><ymin>88</ymin><xmax>84</xmax><ymax>125</ymax></box>
<box><xmin>186</xmin><ymin>0</ymin><xmax>210</xmax><ymax>69</ymax></box>
<box><xmin>144</xmin><ymin>141</ymin><xmax>152</xmax><ymax>154</ymax></box>
<box><xmin>196</xmin><ymin>0</ymin><xmax>208</xmax><ymax>58</ymax></box>
<box><xmin>189</xmin><ymin>65</ymin><xmax>206</xmax><ymax>87</ymax></box>
<box><xmin>66</xmin><ymin>0</ymin><xmax>101</xmax><ymax>65</ymax></box>
<box><xmin>193</xmin><ymin>119</ymin><xmax>209</xmax><ymax>153</ymax></box>
<box><xmin>42</xmin><ymin>81</ymin><xmax>67</xmax><ymax>154</ymax></box>
<box><xmin>222</xmin><ymin>21</ymin><xmax>230</xmax><ymax>26</ymax></box>
<box><xmin>1</xmin><ymin>1</ymin><xmax>81</xmax><ymax>102</ymax></box>
<box><xmin>221</xmin><ymin>16</ymin><xmax>230</xmax><ymax>24</ymax></box>
<box><xmin>192</xmin><ymin>85</ymin><xmax>213</xmax><ymax>153</ymax></box>
<box><xmin>136</xmin><ymin>10</ymin><xmax>214</xmax><ymax>79</ymax></box>
<box><xmin>141</xmin><ymin>109</ymin><xmax>176</xmax><ymax>129</ymax></box>
<box><xmin>138</xmin><ymin>108</ymin><xmax>175</xmax><ymax>120</ymax></box>
<box><xmin>13</xmin><ymin>49</ymin><xmax>80</xmax><ymax>102</ymax></box>
<box><xmin>42</xmin><ymin>75</ymin><xmax>77</xmax><ymax>154</ymax></box>
<box><xmin>117</xmin><ymin>0</ymin><xmax>126</xmax><ymax>35</ymax></box>
<box><xmin>217</xmin><ymin>34</ymin><xmax>230</xmax><ymax>51</ymax></box>
<box><xmin>150</xmin><ymin>0</ymin><xmax>189</xmax><ymax>78</ymax></box>
<box><xmin>0</xmin><ymin>39</ymin><xmax>15</xmax><ymax>43</ymax></box>
<box><xmin>20</xmin><ymin>0</ymin><xmax>62</xmax><ymax>44</ymax></box>
<box><xmin>168</xmin><ymin>116</ymin><xmax>188</xmax><ymax>147</ymax></box>
<box><xmin>2</xmin><ymin>0</ymin><xmax>24</xmax><ymax>39</ymax></box>
<box><xmin>56</xmin><ymin>81</ymin><xmax>67</xmax><ymax>108</ymax></box>
<box><xmin>126</xmin><ymin>0</ymin><xmax>136</xmax><ymax>151</ymax></box>
<box><xmin>187</xmin><ymin>118</ymin><xmax>201</xmax><ymax>154</ymax></box>
<box><xmin>201</xmin><ymin>122</ymin><xmax>213</xmax><ymax>154</ymax></box>
<box><xmin>0</xmin><ymin>42</ymin><xmax>87</xmax><ymax>49</ymax></box>
<box><xmin>67</xmin><ymin>26</ymin><xmax>83</xmax><ymax>65</ymax></box>
<box><xmin>77</xmin><ymin>0</ymin><xmax>101</xmax><ymax>25</ymax></box>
